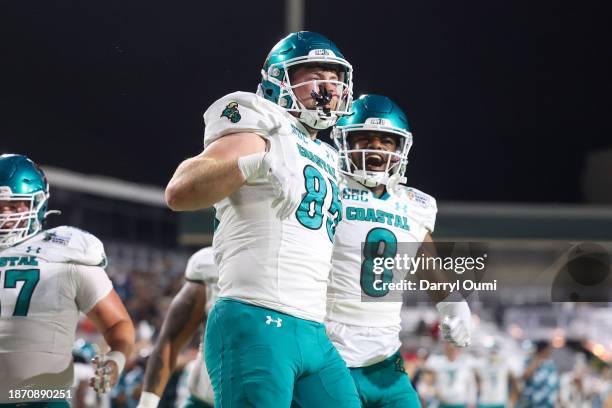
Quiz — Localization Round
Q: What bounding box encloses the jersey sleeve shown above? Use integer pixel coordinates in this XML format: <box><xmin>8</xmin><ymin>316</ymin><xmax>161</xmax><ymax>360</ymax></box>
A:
<box><xmin>402</xmin><ymin>187</ymin><xmax>437</xmax><ymax>233</ymax></box>
<box><xmin>203</xmin><ymin>92</ymin><xmax>281</xmax><ymax>147</ymax></box>
<box><xmin>41</xmin><ymin>226</ymin><xmax>108</xmax><ymax>267</ymax></box>
<box><xmin>71</xmin><ymin>264</ymin><xmax>113</xmax><ymax>313</ymax></box>
<box><xmin>184</xmin><ymin>247</ymin><xmax>217</xmax><ymax>284</ymax></box>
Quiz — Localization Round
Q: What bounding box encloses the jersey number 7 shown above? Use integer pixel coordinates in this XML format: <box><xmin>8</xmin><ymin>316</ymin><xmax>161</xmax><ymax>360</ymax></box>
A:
<box><xmin>0</xmin><ymin>269</ymin><xmax>40</xmax><ymax>316</ymax></box>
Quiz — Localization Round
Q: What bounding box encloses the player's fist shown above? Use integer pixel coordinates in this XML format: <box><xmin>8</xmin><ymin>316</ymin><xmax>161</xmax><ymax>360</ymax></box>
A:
<box><xmin>89</xmin><ymin>346</ymin><xmax>126</xmax><ymax>394</ymax></box>
<box><xmin>261</xmin><ymin>130</ymin><xmax>303</xmax><ymax>220</ymax></box>
<box><xmin>89</xmin><ymin>355</ymin><xmax>119</xmax><ymax>394</ymax></box>
<box><xmin>436</xmin><ymin>299</ymin><xmax>472</xmax><ymax>347</ymax></box>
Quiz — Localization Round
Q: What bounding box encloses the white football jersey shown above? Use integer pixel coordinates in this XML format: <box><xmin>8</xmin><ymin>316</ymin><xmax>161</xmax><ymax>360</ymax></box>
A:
<box><xmin>204</xmin><ymin>92</ymin><xmax>341</xmax><ymax>322</ymax></box>
<box><xmin>184</xmin><ymin>246</ymin><xmax>218</xmax><ymax>313</ymax></box>
<box><xmin>425</xmin><ymin>354</ymin><xmax>477</xmax><ymax>405</ymax></box>
<box><xmin>326</xmin><ymin>176</ymin><xmax>436</xmax><ymax>366</ymax></box>
<box><xmin>472</xmin><ymin>357</ymin><xmax>512</xmax><ymax>405</ymax></box>
<box><xmin>0</xmin><ymin>226</ymin><xmax>112</xmax><ymax>402</ymax></box>
<box><xmin>183</xmin><ymin>247</ymin><xmax>217</xmax><ymax>404</ymax></box>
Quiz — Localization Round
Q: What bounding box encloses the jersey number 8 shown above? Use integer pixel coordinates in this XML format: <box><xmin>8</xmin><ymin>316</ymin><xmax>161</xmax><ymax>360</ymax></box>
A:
<box><xmin>295</xmin><ymin>165</ymin><xmax>342</xmax><ymax>242</ymax></box>
<box><xmin>361</xmin><ymin>228</ymin><xmax>398</xmax><ymax>297</ymax></box>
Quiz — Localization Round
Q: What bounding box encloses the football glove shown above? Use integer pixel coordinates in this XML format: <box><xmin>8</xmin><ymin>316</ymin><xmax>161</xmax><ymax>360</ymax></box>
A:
<box><xmin>89</xmin><ymin>345</ymin><xmax>125</xmax><ymax>394</ymax></box>
<box><xmin>436</xmin><ymin>297</ymin><xmax>472</xmax><ymax>348</ymax></box>
<box><xmin>261</xmin><ymin>129</ymin><xmax>303</xmax><ymax>220</ymax></box>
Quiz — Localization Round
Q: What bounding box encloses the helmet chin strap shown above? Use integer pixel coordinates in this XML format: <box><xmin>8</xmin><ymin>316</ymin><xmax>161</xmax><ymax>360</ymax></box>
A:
<box><xmin>352</xmin><ymin>170</ymin><xmax>389</xmax><ymax>188</ymax></box>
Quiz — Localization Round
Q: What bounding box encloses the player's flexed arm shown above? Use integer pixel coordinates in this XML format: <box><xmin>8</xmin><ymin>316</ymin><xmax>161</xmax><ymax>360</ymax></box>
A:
<box><xmin>165</xmin><ymin>133</ymin><xmax>266</xmax><ymax>211</ymax></box>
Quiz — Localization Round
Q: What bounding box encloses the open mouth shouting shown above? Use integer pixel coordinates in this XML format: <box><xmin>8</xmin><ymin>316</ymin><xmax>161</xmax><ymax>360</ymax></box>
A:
<box><xmin>364</xmin><ymin>152</ymin><xmax>388</xmax><ymax>172</ymax></box>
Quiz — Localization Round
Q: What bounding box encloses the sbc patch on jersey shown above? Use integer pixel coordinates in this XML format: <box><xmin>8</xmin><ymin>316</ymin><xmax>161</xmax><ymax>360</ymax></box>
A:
<box><xmin>42</xmin><ymin>230</ymin><xmax>71</xmax><ymax>246</ymax></box>
<box><xmin>406</xmin><ymin>188</ymin><xmax>431</xmax><ymax>206</ymax></box>
<box><xmin>220</xmin><ymin>102</ymin><xmax>241</xmax><ymax>123</ymax></box>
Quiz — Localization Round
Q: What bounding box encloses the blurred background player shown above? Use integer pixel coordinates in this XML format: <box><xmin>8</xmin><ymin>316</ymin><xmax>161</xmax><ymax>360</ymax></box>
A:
<box><xmin>136</xmin><ymin>247</ymin><xmax>216</xmax><ymax>408</ymax></box>
<box><xmin>320</xmin><ymin>94</ymin><xmax>472</xmax><ymax>407</ymax></box>
<box><xmin>0</xmin><ymin>154</ymin><xmax>135</xmax><ymax>406</ymax></box>
<box><xmin>516</xmin><ymin>340</ymin><xmax>559</xmax><ymax>408</ymax></box>
<box><xmin>164</xmin><ymin>30</ymin><xmax>358</xmax><ymax>408</ymax></box>
<box><xmin>424</xmin><ymin>342</ymin><xmax>477</xmax><ymax>408</ymax></box>
<box><xmin>559</xmin><ymin>354</ymin><xmax>596</xmax><ymax>408</ymax></box>
<box><xmin>472</xmin><ymin>341</ymin><xmax>519</xmax><ymax>408</ymax></box>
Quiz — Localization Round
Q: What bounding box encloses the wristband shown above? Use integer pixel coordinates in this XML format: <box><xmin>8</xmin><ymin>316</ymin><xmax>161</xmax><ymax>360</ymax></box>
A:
<box><xmin>137</xmin><ymin>391</ymin><xmax>161</xmax><ymax>408</ymax></box>
<box><xmin>237</xmin><ymin>152</ymin><xmax>266</xmax><ymax>180</ymax></box>
<box><xmin>106</xmin><ymin>351</ymin><xmax>126</xmax><ymax>376</ymax></box>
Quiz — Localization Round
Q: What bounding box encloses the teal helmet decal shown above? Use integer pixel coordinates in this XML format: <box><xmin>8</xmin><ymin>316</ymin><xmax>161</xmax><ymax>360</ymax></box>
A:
<box><xmin>257</xmin><ymin>31</ymin><xmax>353</xmax><ymax>130</ymax></box>
<box><xmin>332</xmin><ymin>94</ymin><xmax>413</xmax><ymax>187</ymax></box>
<box><xmin>0</xmin><ymin>154</ymin><xmax>50</xmax><ymax>248</ymax></box>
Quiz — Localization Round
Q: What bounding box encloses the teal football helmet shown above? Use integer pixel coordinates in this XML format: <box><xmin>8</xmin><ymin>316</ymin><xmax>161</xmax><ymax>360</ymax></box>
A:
<box><xmin>257</xmin><ymin>31</ymin><xmax>353</xmax><ymax>130</ymax></box>
<box><xmin>0</xmin><ymin>154</ymin><xmax>50</xmax><ymax>248</ymax></box>
<box><xmin>332</xmin><ymin>94</ymin><xmax>413</xmax><ymax>187</ymax></box>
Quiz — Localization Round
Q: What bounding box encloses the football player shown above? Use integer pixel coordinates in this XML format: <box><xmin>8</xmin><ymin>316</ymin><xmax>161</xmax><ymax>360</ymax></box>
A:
<box><xmin>425</xmin><ymin>342</ymin><xmax>477</xmax><ymax>408</ymax></box>
<box><xmin>164</xmin><ymin>32</ymin><xmax>360</xmax><ymax>407</ymax></box>
<box><xmin>472</xmin><ymin>342</ymin><xmax>520</xmax><ymax>408</ymax></box>
<box><xmin>0</xmin><ymin>154</ymin><xmax>135</xmax><ymax>406</ymax></box>
<box><xmin>137</xmin><ymin>247</ymin><xmax>217</xmax><ymax>408</ymax></box>
<box><xmin>320</xmin><ymin>94</ymin><xmax>472</xmax><ymax>407</ymax></box>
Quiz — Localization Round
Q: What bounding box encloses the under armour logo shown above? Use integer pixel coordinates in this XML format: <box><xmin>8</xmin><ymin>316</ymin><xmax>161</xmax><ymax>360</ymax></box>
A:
<box><xmin>395</xmin><ymin>202</ymin><xmax>409</xmax><ymax>213</ymax></box>
<box><xmin>265</xmin><ymin>315</ymin><xmax>282</xmax><ymax>327</ymax></box>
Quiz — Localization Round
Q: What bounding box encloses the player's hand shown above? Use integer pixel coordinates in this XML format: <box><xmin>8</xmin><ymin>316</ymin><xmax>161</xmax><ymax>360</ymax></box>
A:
<box><xmin>436</xmin><ymin>299</ymin><xmax>472</xmax><ymax>347</ymax></box>
<box><xmin>261</xmin><ymin>130</ymin><xmax>303</xmax><ymax>220</ymax></box>
<box><xmin>89</xmin><ymin>354</ymin><xmax>119</xmax><ymax>394</ymax></box>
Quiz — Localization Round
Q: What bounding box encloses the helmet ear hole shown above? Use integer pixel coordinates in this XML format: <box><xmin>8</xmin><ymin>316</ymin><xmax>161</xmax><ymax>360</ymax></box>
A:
<box><xmin>265</xmin><ymin>88</ymin><xmax>274</xmax><ymax>97</ymax></box>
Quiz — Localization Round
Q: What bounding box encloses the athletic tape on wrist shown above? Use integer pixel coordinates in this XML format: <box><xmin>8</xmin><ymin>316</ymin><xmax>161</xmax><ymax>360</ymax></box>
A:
<box><xmin>138</xmin><ymin>391</ymin><xmax>161</xmax><ymax>408</ymax></box>
<box><xmin>106</xmin><ymin>351</ymin><xmax>126</xmax><ymax>375</ymax></box>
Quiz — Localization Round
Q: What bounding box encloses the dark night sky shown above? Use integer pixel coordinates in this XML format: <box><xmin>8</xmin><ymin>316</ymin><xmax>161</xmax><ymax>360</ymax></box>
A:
<box><xmin>1</xmin><ymin>0</ymin><xmax>610</xmax><ymax>203</ymax></box>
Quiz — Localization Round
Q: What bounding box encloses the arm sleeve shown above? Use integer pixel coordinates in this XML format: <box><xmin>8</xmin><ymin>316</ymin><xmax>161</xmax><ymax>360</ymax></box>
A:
<box><xmin>423</xmin><ymin>196</ymin><xmax>437</xmax><ymax>233</ymax></box>
<box><xmin>71</xmin><ymin>264</ymin><xmax>114</xmax><ymax>313</ymax></box>
<box><xmin>413</xmin><ymin>191</ymin><xmax>437</xmax><ymax>233</ymax></box>
<box><xmin>408</xmin><ymin>188</ymin><xmax>438</xmax><ymax>233</ymax></box>
<box><xmin>203</xmin><ymin>92</ymin><xmax>279</xmax><ymax>147</ymax></box>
